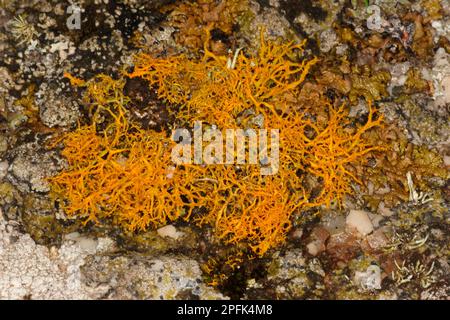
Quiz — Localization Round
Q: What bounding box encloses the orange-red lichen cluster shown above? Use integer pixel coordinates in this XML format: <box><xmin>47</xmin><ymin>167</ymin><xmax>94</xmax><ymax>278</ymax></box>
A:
<box><xmin>50</xmin><ymin>76</ymin><xmax>193</xmax><ymax>231</ymax></box>
<box><xmin>129</xmin><ymin>29</ymin><xmax>318</xmax><ymax>129</ymax></box>
<box><xmin>51</xmin><ymin>31</ymin><xmax>383</xmax><ymax>256</ymax></box>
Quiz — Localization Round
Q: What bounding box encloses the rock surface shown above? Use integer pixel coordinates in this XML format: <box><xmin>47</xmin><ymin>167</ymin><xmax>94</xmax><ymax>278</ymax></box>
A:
<box><xmin>0</xmin><ymin>209</ymin><xmax>225</xmax><ymax>300</ymax></box>
<box><xmin>0</xmin><ymin>0</ymin><xmax>448</xmax><ymax>301</ymax></box>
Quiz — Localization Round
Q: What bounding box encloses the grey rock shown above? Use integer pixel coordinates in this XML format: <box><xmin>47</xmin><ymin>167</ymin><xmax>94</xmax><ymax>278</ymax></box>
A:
<box><xmin>268</xmin><ymin>249</ymin><xmax>310</xmax><ymax>298</ymax></box>
<box><xmin>81</xmin><ymin>254</ymin><xmax>227</xmax><ymax>300</ymax></box>
<box><xmin>36</xmin><ymin>84</ymin><xmax>80</xmax><ymax>128</ymax></box>
<box><xmin>8</xmin><ymin>142</ymin><xmax>65</xmax><ymax>193</ymax></box>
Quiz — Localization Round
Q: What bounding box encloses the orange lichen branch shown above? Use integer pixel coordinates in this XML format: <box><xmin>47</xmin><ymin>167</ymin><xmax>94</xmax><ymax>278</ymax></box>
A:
<box><xmin>49</xmin><ymin>75</ymin><xmax>197</xmax><ymax>230</ymax></box>
<box><xmin>63</xmin><ymin>72</ymin><xmax>86</xmax><ymax>87</ymax></box>
<box><xmin>301</xmin><ymin>101</ymin><xmax>385</xmax><ymax>207</ymax></box>
<box><xmin>53</xmin><ymin>33</ymin><xmax>383</xmax><ymax>258</ymax></box>
<box><xmin>50</xmin><ymin>128</ymin><xmax>190</xmax><ymax>229</ymax></box>
<box><xmin>179</xmin><ymin>163</ymin><xmax>304</xmax><ymax>256</ymax></box>
<box><xmin>128</xmin><ymin>28</ymin><xmax>318</xmax><ymax>128</ymax></box>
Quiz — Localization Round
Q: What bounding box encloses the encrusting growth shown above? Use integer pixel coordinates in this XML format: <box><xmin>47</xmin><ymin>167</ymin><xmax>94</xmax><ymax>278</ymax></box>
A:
<box><xmin>50</xmin><ymin>30</ymin><xmax>383</xmax><ymax>257</ymax></box>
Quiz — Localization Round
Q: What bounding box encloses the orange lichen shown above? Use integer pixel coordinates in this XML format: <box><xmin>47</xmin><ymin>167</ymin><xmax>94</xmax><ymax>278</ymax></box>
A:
<box><xmin>128</xmin><ymin>28</ymin><xmax>319</xmax><ymax>129</ymax></box>
<box><xmin>52</xmin><ymin>32</ymin><xmax>383</xmax><ymax>257</ymax></box>
<box><xmin>182</xmin><ymin>164</ymin><xmax>304</xmax><ymax>256</ymax></box>
<box><xmin>63</xmin><ymin>72</ymin><xmax>86</xmax><ymax>87</ymax></box>
<box><xmin>261</xmin><ymin>101</ymin><xmax>385</xmax><ymax>208</ymax></box>
<box><xmin>300</xmin><ymin>102</ymin><xmax>384</xmax><ymax>207</ymax></box>
<box><xmin>49</xmin><ymin>75</ymin><xmax>195</xmax><ymax>230</ymax></box>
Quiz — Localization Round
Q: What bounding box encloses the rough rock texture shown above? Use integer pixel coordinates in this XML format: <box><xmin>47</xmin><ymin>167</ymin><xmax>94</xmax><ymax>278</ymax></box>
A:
<box><xmin>36</xmin><ymin>83</ymin><xmax>80</xmax><ymax>128</ymax></box>
<box><xmin>431</xmin><ymin>48</ymin><xmax>450</xmax><ymax>108</ymax></box>
<box><xmin>354</xmin><ymin>265</ymin><xmax>382</xmax><ymax>291</ymax></box>
<box><xmin>0</xmin><ymin>210</ymin><xmax>112</xmax><ymax>299</ymax></box>
<box><xmin>0</xmin><ymin>210</ymin><xmax>225</xmax><ymax>300</ymax></box>
<box><xmin>81</xmin><ymin>255</ymin><xmax>227</xmax><ymax>300</ymax></box>
<box><xmin>266</xmin><ymin>249</ymin><xmax>311</xmax><ymax>299</ymax></box>
<box><xmin>7</xmin><ymin>142</ymin><xmax>65</xmax><ymax>193</ymax></box>
<box><xmin>346</xmin><ymin>210</ymin><xmax>374</xmax><ymax>237</ymax></box>
<box><xmin>0</xmin><ymin>0</ymin><xmax>448</xmax><ymax>300</ymax></box>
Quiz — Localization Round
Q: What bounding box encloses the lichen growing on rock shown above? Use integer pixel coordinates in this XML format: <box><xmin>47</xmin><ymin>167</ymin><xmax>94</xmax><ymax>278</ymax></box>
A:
<box><xmin>49</xmin><ymin>75</ymin><xmax>194</xmax><ymax>231</ymax></box>
<box><xmin>50</xmin><ymin>32</ymin><xmax>383</xmax><ymax>257</ymax></box>
<box><xmin>1</xmin><ymin>0</ymin><xmax>448</xmax><ymax>301</ymax></box>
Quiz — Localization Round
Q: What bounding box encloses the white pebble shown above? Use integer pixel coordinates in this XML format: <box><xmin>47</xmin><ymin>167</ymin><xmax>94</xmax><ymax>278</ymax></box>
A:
<box><xmin>346</xmin><ymin>210</ymin><xmax>374</xmax><ymax>237</ymax></box>
<box><xmin>306</xmin><ymin>241</ymin><xmax>321</xmax><ymax>256</ymax></box>
<box><xmin>157</xmin><ymin>225</ymin><xmax>184</xmax><ymax>240</ymax></box>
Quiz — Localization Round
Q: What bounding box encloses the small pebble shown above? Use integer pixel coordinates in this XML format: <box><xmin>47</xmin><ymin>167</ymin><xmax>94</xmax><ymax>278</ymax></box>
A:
<box><xmin>346</xmin><ymin>210</ymin><xmax>374</xmax><ymax>237</ymax></box>
<box><xmin>157</xmin><ymin>225</ymin><xmax>184</xmax><ymax>240</ymax></box>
